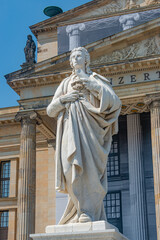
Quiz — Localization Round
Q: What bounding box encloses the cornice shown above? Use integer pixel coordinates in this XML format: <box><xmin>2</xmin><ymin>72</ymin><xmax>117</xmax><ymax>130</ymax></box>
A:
<box><xmin>144</xmin><ymin>92</ymin><xmax>160</xmax><ymax>106</ymax></box>
<box><xmin>6</xmin><ymin>16</ymin><xmax>160</xmax><ymax>88</ymax></box>
<box><xmin>0</xmin><ymin>119</ymin><xmax>17</xmax><ymax>126</ymax></box>
<box><xmin>7</xmin><ymin>57</ymin><xmax>160</xmax><ymax>95</ymax></box>
<box><xmin>0</xmin><ymin>110</ymin><xmax>19</xmax><ymax>126</ymax></box>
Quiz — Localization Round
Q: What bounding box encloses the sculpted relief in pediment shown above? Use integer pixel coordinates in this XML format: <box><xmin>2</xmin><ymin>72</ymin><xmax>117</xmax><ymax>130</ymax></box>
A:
<box><xmin>91</xmin><ymin>35</ymin><xmax>160</xmax><ymax>65</ymax></box>
<box><xmin>74</xmin><ymin>0</ymin><xmax>160</xmax><ymax>20</ymax></box>
<box><xmin>144</xmin><ymin>0</ymin><xmax>160</xmax><ymax>5</ymax></box>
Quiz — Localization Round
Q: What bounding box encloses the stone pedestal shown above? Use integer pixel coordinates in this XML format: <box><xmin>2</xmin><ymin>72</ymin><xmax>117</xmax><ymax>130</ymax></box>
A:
<box><xmin>127</xmin><ymin>114</ymin><xmax>148</xmax><ymax>240</ymax></box>
<box><xmin>30</xmin><ymin>221</ymin><xmax>128</xmax><ymax>240</ymax></box>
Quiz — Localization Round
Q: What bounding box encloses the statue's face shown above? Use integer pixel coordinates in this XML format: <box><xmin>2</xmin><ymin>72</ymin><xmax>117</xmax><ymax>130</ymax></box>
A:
<box><xmin>71</xmin><ymin>50</ymin><xmax>85</xmax><ymax>70</ymax></box>
<box><xmin>28</xmin><ymin>35</ymin><xmax>32</xmax><ymax>40</ymax></box>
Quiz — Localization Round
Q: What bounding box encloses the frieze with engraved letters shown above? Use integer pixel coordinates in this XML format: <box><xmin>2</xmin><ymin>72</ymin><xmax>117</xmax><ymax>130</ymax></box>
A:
<box><xmin>105</xmin><ymin>69</ymin><xmax>160</xmax><ymax>86</ymax></box>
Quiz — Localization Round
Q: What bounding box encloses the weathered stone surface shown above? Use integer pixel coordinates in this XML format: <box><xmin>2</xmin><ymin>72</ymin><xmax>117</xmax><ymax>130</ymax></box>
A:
<box><xmin>31</xmin><ymin>221</ymin><xmax>128</xmax><ymax>240</ymax></box>
<box><xmin>16</xmin><ymin>112</ymin><xmax>36</xmax><ymax>240</ymax></box>
<box><xmin>149</xmin><ymin>97</ymin><xmax>160</xmax><ymax>240</ymax></box>
<box><xmin>92</xmin><ymin>35</ymin><xmax>160</xmax><ymax>65</ymax></box>
<box><xmin>45</xmin><ymin>221</ymin><xmax>118</xmax><ymax>233</ymax></box>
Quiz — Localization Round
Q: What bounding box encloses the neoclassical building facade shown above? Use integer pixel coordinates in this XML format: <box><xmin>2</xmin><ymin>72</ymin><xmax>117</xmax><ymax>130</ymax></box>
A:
<box><xmin>1</xmin><ymin>0</ymin><xmax>160</xmax><ymax>240</ymax></box>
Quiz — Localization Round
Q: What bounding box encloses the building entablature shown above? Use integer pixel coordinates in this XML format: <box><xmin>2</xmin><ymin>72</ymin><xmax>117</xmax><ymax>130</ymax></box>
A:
<box><xmin>6</xmin><ymin>17</ymin><xmax>160</xmax><ymax>82</ymax></box>
<box><xmin>0</xmin><ymin>107</ymin><xmax>19</xmax><ymax>126</ymax></box>
<box><xmin>5</xmin><ymin>17</ymin><xmax>160</xmax><ymax>116</ymax></box>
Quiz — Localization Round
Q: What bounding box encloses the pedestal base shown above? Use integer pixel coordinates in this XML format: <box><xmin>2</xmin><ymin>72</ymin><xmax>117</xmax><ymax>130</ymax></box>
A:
<box><xmin>30</xmin><ymin>221</ymin><xmax>128</xmax><ymax>240</ymax></box>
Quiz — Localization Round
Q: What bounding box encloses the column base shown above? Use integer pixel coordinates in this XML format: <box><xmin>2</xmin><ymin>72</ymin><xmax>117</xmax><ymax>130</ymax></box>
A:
<box><xmin>30</xmin><ymin>221</ymin><xmax>128</xmax><ymax>240</ymax></box>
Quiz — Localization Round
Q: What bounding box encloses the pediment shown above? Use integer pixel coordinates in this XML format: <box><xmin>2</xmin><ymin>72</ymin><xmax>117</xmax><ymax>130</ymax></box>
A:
<box><xmin>30</xmin><ymin>0</ymin><xmax>160</xmax><ymax>36</ymax></box>
<box><xmin>5</xmin><ymin>17</ymin><xmax>160</xmax><ymax>84</ymax></box>
<box><xmin>72</xmin><ymin>0</ymin><xmax>126</xmax><ymax>21</ymax></box>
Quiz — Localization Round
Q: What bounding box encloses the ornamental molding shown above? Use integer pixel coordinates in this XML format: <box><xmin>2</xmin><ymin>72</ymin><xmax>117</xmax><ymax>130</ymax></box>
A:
<box><xmin>144</xmin><ymin>0</ymin><xmax>160</xmax><ymax>5</ymax></box>
<box><xmin>144</xmin><ymin>93</ymin><xmax>160</xmax><ymax>105</ymax></box>
<box><xmin>92</xmin><ymin>36</ymin><xmax>160</xmax><ymax>65</ymax></box>
<box><xmin>0</xmin><ymin>111</ymin><xmax>19</xmax><ymax>126</ymax></box>
<box><xmin>37</xmin><ymin>124</ymin><xmax>55</xmax><ymax>140</ymax></box>
<box><xmin>0</xmin><ymin>119</ymin><xmax>17</xmax><ymax>126</ymax></box>
<box><xmin>121</xmin><ymin>96</ymin><xmax>149</xmax><ymax>115</ymax></box>
<box><xmin>121</xmin><ymin>92</ymin><xmax>160</xmax><ymax>114</ymax></box>
<box><xmin>7</xmin><ymin>57</ymin><xmax>160</xmax><ymax>94</ymax></box>
<box><xmin>81</xmin><ymin>0</ymin><xmax>124</xmax><ymax>17</ymax></box>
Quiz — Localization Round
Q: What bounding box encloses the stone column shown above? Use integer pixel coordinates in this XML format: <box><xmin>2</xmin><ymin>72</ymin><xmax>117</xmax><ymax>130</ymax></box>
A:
<box><xmin>147</xmin><ymin>96</ymin><xmax>160</xmax><ymax>240</ymax></box>
<box><xmin>47</xmin><ymin>140</ymin><xmax>56</xmax><ymax>225</ymax></box>
<box><xmin>66</xmin><ymin>23</ymin><xmax>85</xmax><ymax>51</ymax></box>
<box><xmin>15</xmin><ymin>112</ymin><xmax>37</xmax><ymax>240</ymax></box>
<box><xmin>127</xmin><ymin>114</ymin><xmax>148</xmax><ymax>240</ymax></box>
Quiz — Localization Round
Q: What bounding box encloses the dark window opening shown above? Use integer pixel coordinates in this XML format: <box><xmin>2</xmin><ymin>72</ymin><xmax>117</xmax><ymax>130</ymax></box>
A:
<box><xmin>104</xmin><ymin>192</ymin><xmax>123</xmax><ymax>233</ymax></box>
<box><xmin>0</xmin><ymin>161</ymin><xmax>10</xmax><ymax>198</ymax></box>
<box><xmin>0</xmin><ymin>211</ymin><xmax>9</xmax><ymax>240</ymax></box>
<box><xmin>107</xmin><ymin>135</ymin><xmax>120</xmax><ymax>177</ymax></box>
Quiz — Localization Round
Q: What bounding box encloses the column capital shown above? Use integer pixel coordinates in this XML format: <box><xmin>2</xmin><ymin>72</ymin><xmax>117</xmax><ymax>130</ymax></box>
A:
<box><xmin>144</xmin><ymin>94</ymin><xmax>160</xmax><ymax>108</ymax></box>
<box><xmin>47</xmin><ymin>139</ymin><xmax>56</xmax><ymax>148</ymax></box>
<box><xmin>66</xmin><ymin>23</ymin><xmax>85</xmax><ymax>35</ymax></box>
<box><xmin>15</xmin><ymin>111</ymin><xmax>42</xmax><ymax>125</ymax></box>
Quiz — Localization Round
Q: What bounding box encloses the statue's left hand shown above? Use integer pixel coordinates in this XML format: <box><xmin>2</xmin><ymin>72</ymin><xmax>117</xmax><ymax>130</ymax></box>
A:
<box><xmin>81</xmin><ymin>78</ymin><xmax>101</xmax><ymax>92</ymax></box>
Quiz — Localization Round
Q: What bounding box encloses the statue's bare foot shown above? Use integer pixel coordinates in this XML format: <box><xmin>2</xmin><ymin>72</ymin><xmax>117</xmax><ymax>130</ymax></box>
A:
<box><xmin>79</xmin><ymin>213</ymin><xmax>91</xmax><ymax>223</ymax></box>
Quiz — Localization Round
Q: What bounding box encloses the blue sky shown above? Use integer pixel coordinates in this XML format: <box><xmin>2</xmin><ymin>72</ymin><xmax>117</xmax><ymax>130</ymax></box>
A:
<box><xmin>0</xmin><ymin>0</ymin><xmax>91</xmax><ymax>108</ymax></box>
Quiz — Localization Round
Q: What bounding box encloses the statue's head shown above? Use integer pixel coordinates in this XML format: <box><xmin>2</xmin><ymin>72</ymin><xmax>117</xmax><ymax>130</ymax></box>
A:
<box><xmin>27</xmin><ymin>35</ymin><xmax>32</xmax><ymax>40</ymax></box>
<box><xmin>70</xmin><ymin>47</ymin><xmax>92</xmax><ymax>74</ymax></box>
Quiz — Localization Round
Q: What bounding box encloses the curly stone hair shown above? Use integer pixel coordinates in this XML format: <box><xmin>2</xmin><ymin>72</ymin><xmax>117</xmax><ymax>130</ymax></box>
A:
<box><xmin>70</xmin><ymin>47</ymin><xmax>92</xmax><ymax>74</ymax></box>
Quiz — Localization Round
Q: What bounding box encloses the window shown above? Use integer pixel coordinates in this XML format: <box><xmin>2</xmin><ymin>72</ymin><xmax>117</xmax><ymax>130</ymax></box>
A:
<box><xmin>0</xmin><ymin>211</ymin><xmax>9</xmax><ymax>240</ymax></box>
<box><xmin>107</xmin><ymin>135</ymin><xmax>120</xmax><ymax>177</ymax></box>
<box><xmin>104</xmin><ymin>192</ymin><xmax>122</xmax><ymax>233</ymax></box>
<box><xmin>0</xmin><ymin>161</ymin><xmax>10</xmax><ymax>198</ymax></box>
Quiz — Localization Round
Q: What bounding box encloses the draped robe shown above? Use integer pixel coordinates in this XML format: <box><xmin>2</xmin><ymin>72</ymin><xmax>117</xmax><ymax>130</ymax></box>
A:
<box><xmin>47</xmin><ymin>72</ymin><xmax>121</xmax><ymax>224</ymax></box>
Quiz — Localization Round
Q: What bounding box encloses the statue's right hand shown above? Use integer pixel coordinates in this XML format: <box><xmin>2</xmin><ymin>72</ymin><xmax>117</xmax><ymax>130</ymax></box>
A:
<box><xmin>60</xmin><ymin>91</ymin><xmax>80</xmax><ymax>104</ymax></box>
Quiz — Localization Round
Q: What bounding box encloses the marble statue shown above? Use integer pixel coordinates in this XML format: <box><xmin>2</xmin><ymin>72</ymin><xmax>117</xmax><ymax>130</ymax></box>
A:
<box><xmin>24</xmin><ymin>35</ymin><xmax>36</xmax><ymax>64</ymax></box>
<box><xmin>47</xmin><ymin>47</ymin><xmax>121</xmax><ymax>224</ymax></box>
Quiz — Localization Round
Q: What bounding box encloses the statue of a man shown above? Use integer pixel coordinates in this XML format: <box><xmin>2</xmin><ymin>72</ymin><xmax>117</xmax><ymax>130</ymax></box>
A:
<box><xmin>47</xmin><ymin>47</ymin><xmax>121</xmax><ymax>224</ymax></box>
<box><xmin>24</xmin><ymin>35</ymin><xmax>36</xmax><ymax>64</ymax></box>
